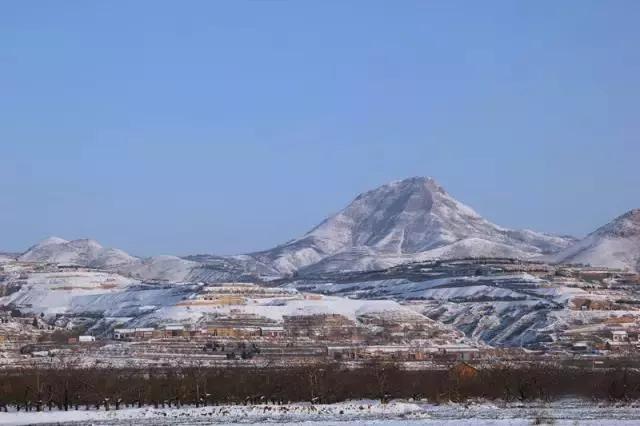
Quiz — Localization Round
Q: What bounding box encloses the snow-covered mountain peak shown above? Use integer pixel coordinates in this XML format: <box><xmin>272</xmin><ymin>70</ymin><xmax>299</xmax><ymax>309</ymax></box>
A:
<box><xmin>252</xmin><ymin>177</ymin><xmax>575</xmax><ymax>274</ymax></box>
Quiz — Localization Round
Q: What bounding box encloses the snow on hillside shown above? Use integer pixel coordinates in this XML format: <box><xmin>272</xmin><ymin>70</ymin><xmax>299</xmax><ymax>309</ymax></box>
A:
<box><xmin>0</xmin><ymin>264</ymin><xmax>436</xmax><ymax>337</ymax></box>
<box><xmin>289</xmin><ymin>274</ymin><xmax>547</xmax><ymax>302</ymax></box>
<box><xmin>17</xmin><ymin>238</ymin><xmax>208</xmax><ymax>283</ymax></box>
<box><xmin>118</xmin><ymin>255</ymin><xmax>199</xmax><ymax>282</ymax></box>
<box><xmin>418</xmin><ymin>300</ymin><xmax>556</xmax><ymax>346</ymax></box>
<box><xmin>251</xmin><ymin>177</ymin><xmax>575</xmax><ymax>275</ymax></box>
<box><xmin>131</xmin><ymin>292</ymin><xmax>428</xmax><ymax>328</ymax></box>
<box><xmin>68</xmin><ymin>285</ymin><xmax>194</xmax><ymax>318</ymax></box>
<box><xmin>551</xmin><ymin>209</ymin><xmax>640</xmax><ymax>272</ymax></box>
<box><xmin>19</xmin><ymin>237</ymin><xmax>138</xmax><ymax>268</ymax></box>
<box><xmin>0</xmin><ymin>271</ymin><xmax>138</xmax><ymax>315</ymax></box>
<box><xmin>286</xmin><ymin>273</ymin><xmax>586</xmax><ymax>346</ymax></box>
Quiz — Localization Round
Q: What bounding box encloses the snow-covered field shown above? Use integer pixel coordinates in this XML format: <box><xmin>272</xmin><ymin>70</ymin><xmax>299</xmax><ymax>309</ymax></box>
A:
<box><xmin>135</xmin><ymin>293</ymin><xmax>422</xmax><ymax>326</ymax></box>
<box><xmin>0</xmin><ymin>271</ymin><xmax>139</xmax><ymax>316</ymax></box>
<box><xmin>2</xmin><ymin>399</ymin><xmax>640</xmax><ymax>425</ymax></box>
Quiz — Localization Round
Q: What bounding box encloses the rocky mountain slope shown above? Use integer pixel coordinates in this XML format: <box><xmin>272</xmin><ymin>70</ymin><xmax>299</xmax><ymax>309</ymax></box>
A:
<box><xmin>551</xmin><ymin>209</ymin><xmax>640</xmax><ymax>272</ymax></box>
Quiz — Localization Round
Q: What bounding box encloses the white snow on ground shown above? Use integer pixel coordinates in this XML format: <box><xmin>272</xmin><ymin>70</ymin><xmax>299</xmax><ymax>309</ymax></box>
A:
<box><xmin>0</xmin><ymin>267</ymin><xmax>423</xmax><ymax>331</ymax></box>
<box><xmin>290</xmin><ymin>273</ymin><xmax>545</xmax><ymax>301</ymax></box>
<box><xmin>416</xmin><ymin>285</ymin><xmax>522</xmax><ymax>301</ymax></box>
<box><xmin>118</xmin><ymin>255</ymin><xmax>199</xmax><ymax>282</ymax></box>
<box><xmin>527</xmin><ymin>285</ymin><xmax>589</xmax><ymax>303</ymax></box>
<box><xmin>3</xmin><ymin>399</ymin><xmax>640</xmax><ymax>425</ymax></box>
<box><xmin>134</xmin><ymin>294</ymin><xmax>419</xmax><ymax>326</ymax></box>
<box><xmin>0</xmin><ymin>271</ymin><xmax>138</xmax><ymax>315</ymax></box>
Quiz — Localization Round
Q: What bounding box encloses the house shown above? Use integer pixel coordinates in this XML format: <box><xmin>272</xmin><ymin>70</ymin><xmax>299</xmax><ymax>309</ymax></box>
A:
<box><xmin>259</xmin><ymin>326</ymin><xmax>285</xmax><ymax>338</ymax></box>
<box><xmin>612</xmin><ymin>330</ymin><xmax>628</xmax><ymax>343</ymax></box>
<box><xmin>359</xmin><ymin>345</ymin><xmax>431</xmax><ymax>361</ymax></box>
<box><xmin>327</xmin><ymin>345</ymin><xmax>362</xmax><ymax>360</ymax></box>
<box><xmin>434</xmin><ymin>344</ymin><xmax>480</xmax><ymax>361</ymax></box>
<box><xmin>113</xmin><ymin>328</ymin><xmax>134</xmax><ymax>340</ymax></box>
<box><xmin>203</xmin><ymin>325</ymin><xmax>261</xmax><ymax>338</ymax></box>
<box><xmin>571</xmin><ymin>341</ymin><xmax>590</xmax><ymax>352</ymax></box>
<box><xmin>284</xmin><ymin>314</ymin><xmax>358</xmax><ymax>340</ymax></box>
<box><xmin>134</xmin><ymin>328</ymin><xmax>155</xmax><ymax>339</ymax></box>
<box><xmin>78</xmin><ymin>335</ymin><xmax>95</xmax><ymax>343</ymax></box>
<box><xmin>113</xmin><ymin>328</ymin><xmax>156</xmax><ymax>341</ymax></box>
<box><xmin>160</xmin><ymin>324</ymin><xmax>188</xmax><ymax>337</ymax></box>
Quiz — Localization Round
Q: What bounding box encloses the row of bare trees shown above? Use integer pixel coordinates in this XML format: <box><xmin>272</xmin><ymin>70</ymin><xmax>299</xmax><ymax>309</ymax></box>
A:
<box><xmin>2</xmin><ymin>361</ymin><xmax>640</xmax><ymax>411</ymax></box>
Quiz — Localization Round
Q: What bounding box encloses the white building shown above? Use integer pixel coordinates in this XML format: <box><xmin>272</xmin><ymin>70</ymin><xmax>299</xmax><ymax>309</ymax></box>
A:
<box><xmin>612</xmin><ymin>330</ymin><xmax>628</xmax><ymax>342</ymax></box>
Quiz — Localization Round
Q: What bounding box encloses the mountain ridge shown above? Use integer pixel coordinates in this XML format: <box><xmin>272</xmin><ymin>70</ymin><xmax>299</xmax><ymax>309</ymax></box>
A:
<box><xmin>16</xmin><ymin>176</ymin><xmax>582</xmax><ymax>279</ymax></box>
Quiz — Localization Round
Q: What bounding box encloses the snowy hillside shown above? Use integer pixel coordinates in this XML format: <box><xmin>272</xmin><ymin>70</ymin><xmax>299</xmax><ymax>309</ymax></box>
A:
<box><xmin>551</xmin><ymin>209</ymin><xmax>640</xmax><ymax>272</ymax></box>
<box><xmin>286</xmin><ymin>272</ymin><xmax>566</xmax><ymax>346</ymax></box>
<box><xmin>0</xmin><ymin>264</ymin><xmax>456</xmax><ymax>343</ymax></box>
<box><xmin>0</xmin><ymin>270</ymin><xmax>139</xmax><ymax>315</ymax></box>
<box><xmin>19</xmin><ymin>237</ymin><xmax>138</xmax><ymax>268</ymax></box>
<box><xmin>0</xmin><ymin>254</ymin><xmax>16</xmax><ymax>264</ymax></box>
<box><xmin>251</xmin><ymin>177</ymin><xmax>575</xmax><ymax>275</ymax></box>
<box><xmin>17</xmin><ymin>238</ymin><xmax>216</xmax><ymax>283</ymax></box>
<box><xmin>282</xmin><ymin>257</ymin><xmax>640</xmax><ymax>348</ymax></box>
<box><xmin>132</xmin><ymin>292</ymin><xmax>432</xmax><ymax>329</ymax></box>
<box><xmin>118</xmin><ymin>255</ymin><xmax>199</xmax><ymax>282</ymax></box>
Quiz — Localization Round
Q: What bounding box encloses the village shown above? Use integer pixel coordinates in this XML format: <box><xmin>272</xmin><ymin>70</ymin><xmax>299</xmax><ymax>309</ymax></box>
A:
<box><xmin>0</xmin><ymin>281</ymin><xmax>482</xmax><ymax>368</ymax></box>
<box><xmin>2</xmin><ymin>259</ymin><xmax>640</xmax><ymax>370</ymax></box>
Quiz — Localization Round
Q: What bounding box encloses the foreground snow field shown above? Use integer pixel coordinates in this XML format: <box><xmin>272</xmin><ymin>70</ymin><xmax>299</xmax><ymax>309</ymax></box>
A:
<box><xmin>3</xmin><ymin>399</ymin><xmax>640</xmax><ymax>425</ymax></box>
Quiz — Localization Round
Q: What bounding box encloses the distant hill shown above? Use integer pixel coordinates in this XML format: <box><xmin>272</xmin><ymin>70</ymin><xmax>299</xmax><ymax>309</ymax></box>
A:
<box><xmin>551</xmin><ymin>209</ymin><xmax>640</xmax><ymax>272</ymax></box>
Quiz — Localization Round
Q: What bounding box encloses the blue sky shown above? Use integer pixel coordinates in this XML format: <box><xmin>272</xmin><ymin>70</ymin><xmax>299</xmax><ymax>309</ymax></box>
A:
<box><xmin>1</xmin><ymin>1</ymin><xmax>639</xmax><ymax>256</ymax></box>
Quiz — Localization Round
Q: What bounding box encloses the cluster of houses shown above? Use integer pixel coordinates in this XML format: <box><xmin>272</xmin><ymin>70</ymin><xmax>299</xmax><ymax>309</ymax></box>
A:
<box><xmin>328</xmin><ymin>343</ymin><xmax>479</xmax><ymax>362</ymax></box>
<box><xmin>177</xmin><ymin>283</ymin><xmax>298</xmax><ymax>307</ymax></box>
<box><xmin>110</xmin><ymin>309</ymin><xmax>440</xmax><ymax>345</ymax></box>
<box><xmin>112</xmin><ymin>322</ymin><xmax>287</xmax><ymax>341</ymax></box>
<box><xmin>567</xmin><ymin>329</ymin><xmax>640</xmax><ymax>354</ymax></box>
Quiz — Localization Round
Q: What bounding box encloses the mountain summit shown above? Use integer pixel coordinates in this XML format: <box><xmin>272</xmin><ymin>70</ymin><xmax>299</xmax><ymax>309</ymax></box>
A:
<box><xmin>251</xmin><ymin>177</ymin><xmax>575</xmax><ymax>274</ymax></box>
<box><xmin>551</xmin><ymin>209</ymin><xmax>640</xmax><ymax>272</ymax></box>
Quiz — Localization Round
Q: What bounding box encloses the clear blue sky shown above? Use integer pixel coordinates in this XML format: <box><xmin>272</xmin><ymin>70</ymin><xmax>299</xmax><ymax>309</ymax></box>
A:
<box><xmin>1</xmin><ymin>1</ymin><xmax>639</xmax><ymax>256</ymax></box>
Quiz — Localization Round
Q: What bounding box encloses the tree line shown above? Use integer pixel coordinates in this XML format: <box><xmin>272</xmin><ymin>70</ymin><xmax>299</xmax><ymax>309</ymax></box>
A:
<box><xmin>1</xmin><ymin>361</ymin><xmax>640</xmax><ymax>412</ymax></box>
